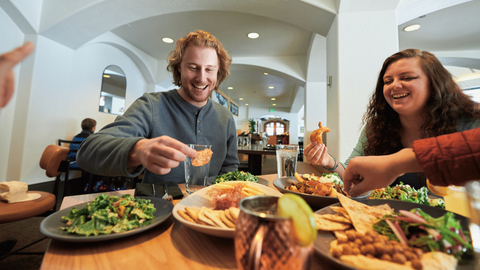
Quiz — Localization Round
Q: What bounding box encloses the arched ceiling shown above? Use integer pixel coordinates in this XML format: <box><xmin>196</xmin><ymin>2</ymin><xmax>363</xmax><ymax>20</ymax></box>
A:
<box><xmin>9</xmin><ymin>0</ymin><xmax>480</xmax><ymax>110</ymax></box>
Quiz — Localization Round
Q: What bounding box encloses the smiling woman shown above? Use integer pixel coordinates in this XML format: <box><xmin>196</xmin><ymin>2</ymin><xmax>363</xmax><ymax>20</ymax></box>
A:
<box><xmin>304</xmin><ymin>49</ymin><xmax>480</xmax><ymax>190</ymax></box>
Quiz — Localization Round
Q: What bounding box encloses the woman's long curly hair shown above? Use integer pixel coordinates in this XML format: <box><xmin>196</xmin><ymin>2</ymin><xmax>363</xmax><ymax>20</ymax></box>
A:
<box><xmin>166</xmin><ymin>30</ymin><xmax>232</xmax><ymax>90</ymax></box>
<box><xmin>363</xmin><ymin>49</ymin><xmax>480</xmax><ymax>156</ymax></box>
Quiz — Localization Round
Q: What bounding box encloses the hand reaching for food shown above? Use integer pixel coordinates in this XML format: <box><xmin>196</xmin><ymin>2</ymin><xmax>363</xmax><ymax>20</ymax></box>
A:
<box><xmin>310</xmin><ymin>122</ymin><xmax>330</xmax><ymax>144</ymax></box>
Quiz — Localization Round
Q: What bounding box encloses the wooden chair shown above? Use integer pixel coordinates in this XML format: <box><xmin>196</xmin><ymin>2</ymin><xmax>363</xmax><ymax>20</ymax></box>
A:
<box><xmin>39</xmin><ymin>145</ymin><xmax>69</xmax><ymax>211</ymax></box>
<box><xmin>57</xmin><ymin>139</ymin><xmax>94</xmax><ymax>193</ymax></box>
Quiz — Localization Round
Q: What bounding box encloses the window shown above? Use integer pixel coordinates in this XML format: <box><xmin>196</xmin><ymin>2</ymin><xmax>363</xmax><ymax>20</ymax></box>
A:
<box><xmin>264</xmin><ymin>121</ymin><xmax>285</xmax><ymax>136</ymax></box>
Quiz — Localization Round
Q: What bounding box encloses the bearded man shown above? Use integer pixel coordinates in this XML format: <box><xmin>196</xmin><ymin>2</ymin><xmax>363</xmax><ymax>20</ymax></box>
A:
<box><xmin>77</xmin><ymin>30</ymin><xmax>238</xmax><ymax>184</ymax></box>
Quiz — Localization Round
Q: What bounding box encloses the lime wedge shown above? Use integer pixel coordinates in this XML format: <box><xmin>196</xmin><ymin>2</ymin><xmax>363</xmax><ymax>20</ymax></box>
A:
<box><xmin>277</xmin><ymin>193</ymin><xmax>317</xmax><ymax>246</ymax></box>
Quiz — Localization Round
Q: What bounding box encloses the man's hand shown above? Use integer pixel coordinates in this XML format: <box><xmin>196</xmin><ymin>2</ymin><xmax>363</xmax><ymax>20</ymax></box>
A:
<box><xmin>127</xmin><ymin>136</ymin><xmax>197</xmax><ymax>175</ymax></box>
<box><xmin>0</xmin><ymin>42</ymin><xmax>34</xmax><ymax>108</ymax></box>
<box><xmin>343</xmin><ymin>149</ymin><xmax>421</xmax><ymax>197</ymax></box>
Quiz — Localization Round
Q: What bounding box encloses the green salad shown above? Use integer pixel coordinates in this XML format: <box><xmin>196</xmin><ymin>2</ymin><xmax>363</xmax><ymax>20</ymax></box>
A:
<box><xmin>368</xmin><ymin>182</ymin><xmax>445</xmax><ymax>208</ymax></box>
<box><xmin>373</xmin><ymin>208</ymin><xmax>472</xmax><ymax>263</ymax></box>
<box><xmin>61</xmin><ymin>194</ymin><xmax>156</xmax><ymax>236</ymax></box>
<box><xmin>213</xmin><ymin>169</ymin><xmax>258</xmax><ymax>184</ymax></box>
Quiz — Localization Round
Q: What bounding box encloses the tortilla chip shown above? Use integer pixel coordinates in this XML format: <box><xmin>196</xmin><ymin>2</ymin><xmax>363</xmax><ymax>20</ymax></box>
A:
<box><xmin>314</xmin><ymin>215</ymin><xmax>351</xmax><ymax>231</ymax></box>
<box><xmin>330</xmin><ymin>206</ymin><xmax>349</xmax><ymax>217</ymax></box>
<box><xmin>320</xmin><ymin>213</ymin><xmax>351</xmax><ymax>224</ymax></box>
<box><xmin>225</xmin><ymin>209</ymin><xmax>236</xmax><ymax>223</ymax></box>
<box><xmin>340</xmin><ymin>255</ymin><xmax>413</xmax><ymax>270</ymax></box>
<box><xmin>333</xmin><ymin>230</ymin><xmax>348</xmax><ymax>242</ymax></box>
<box><xmin>372</xmin><ymin>204</ymin><xmax>394</xmax><ymax>212</ymax></box>
<box><xmin>229</xmin><ymin>207</ymin><xmax>240</xmax><ymax>220</ymax></box>
<box><xmin>219</xmin><ymin>211</ymin><xmax>235</xmax><ymax>228</ymax></box>
<box><xmin>177</xmin><ymin>210</ymin><xmax>195</xmax><ymax>223</ymax></box>
<box><xmin>192</xmin><ymin>149</ymin><xmax>213</xmax><ymax>167</ymax></box>
<box><xmin>337</xmin><ymin>194</ymin><xmax>392</xmax><ymax>234</ymax></box>
<box><xmin>204</xmin><ymin>208</ymin><xmax>228</xmax><ymax>228</ymax></box>
<box><xmin>185</xmin><ymin>207</ymin><xmax>200</xmax><ymax>223</ymax></box>
<box><xmin>421</xmin><ymin>252</ymin><xmax>457</xmax><ymax>270</ymax></box>
<box><xmin>198</xmin><ymin>207</ymin><xmax>216</xmax><ymax>226</ymax></box>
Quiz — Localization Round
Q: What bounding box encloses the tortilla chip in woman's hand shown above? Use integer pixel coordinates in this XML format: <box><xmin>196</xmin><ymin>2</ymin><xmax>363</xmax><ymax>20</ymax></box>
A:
<box><xmin>310</xmin><ymin>122</ymin><xmax>330</xmax><ymax>144</ymax></box>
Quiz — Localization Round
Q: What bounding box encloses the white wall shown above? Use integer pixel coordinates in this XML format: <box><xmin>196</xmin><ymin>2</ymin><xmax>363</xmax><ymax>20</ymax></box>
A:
<box><xmin>0</xmin><ymin>7</ymin><xmax>26</xmax><ymax>182</ymax></box>
<box><xmin>0</xmin><ymin>7</ymin><xmax>149</xmax><ymax>184</ymax></box>
<box><xmin>67</xmin><ymin>42</ymin><xmax>148</xmax><ymax>139</ymax></box>
<box><xmin>327</xmin><ymin>10</ymin><xmax>399</xmax><ymax>162</ymax></box>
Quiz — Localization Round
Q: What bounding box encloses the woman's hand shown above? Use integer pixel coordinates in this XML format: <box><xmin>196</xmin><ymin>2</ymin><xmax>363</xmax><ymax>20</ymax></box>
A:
<box><xmin>304</xmin><ymin>141</ymin><xmax>333</xmax><ymax>168</ymax></box>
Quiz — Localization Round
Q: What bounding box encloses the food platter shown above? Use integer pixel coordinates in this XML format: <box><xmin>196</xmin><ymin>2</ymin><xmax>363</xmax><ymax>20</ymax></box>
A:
<box><xmin>172</xmin><ymin>181</ymin><xmax>282</xmax><ymax>238</ymax></box>
<box><xmin>40</xmin><ymin>196</ymin><xmax>173</xmax><ymax>242</ymax></box>
<box><xmin>313</xmin><ymin>199</ymin><xmax>472</xmax><ymax>270</ymax></box>
<box><xmin>273</xmin><ymin>177</ymin><xmax>370</xmax><ymax>210</ymax></box>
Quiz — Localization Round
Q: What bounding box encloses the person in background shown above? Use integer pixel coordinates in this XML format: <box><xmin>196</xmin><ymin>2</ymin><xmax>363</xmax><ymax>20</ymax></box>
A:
<box><xmin>67</xmin><ymin>118</ymin><xmax>97</xmax><ymax>169</ymax></box>
<box><xmin>343</xmin><ymin>127</ymin><xmax>480</xmax><ymax>197</ymax></box>
<box><xmin>304</xmin><ymin>49</ymin><xmax>480</xmax><ymax>189</ymax></box>
<box><xmin>0</xmin><ymin>42</ymin><xmax>34</xmax><ymax>110</ymax></box>
<box><xmin>77</xmin><ymin>30</ymin><xmax>238</xmax><ymax>184</ymax></box>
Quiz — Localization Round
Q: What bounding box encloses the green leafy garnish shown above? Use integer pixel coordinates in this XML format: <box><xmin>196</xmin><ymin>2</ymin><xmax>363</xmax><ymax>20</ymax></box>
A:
<box><xmin>368</xmin><ymin>182</ymin><xmax>445</xmax><ymax>208</ymax></box>
<box><xmin>213</xmin><ymin>169</ymin><xmax>258</xmax><ymax>184</ymax></box>
<box><xmin>373</xmin><ymin>208</ymin><xmax>473</xmax><ymax>263</ymax></box>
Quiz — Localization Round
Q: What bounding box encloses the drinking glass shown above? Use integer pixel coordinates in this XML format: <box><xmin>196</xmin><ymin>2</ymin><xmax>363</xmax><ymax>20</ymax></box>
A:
<box><xmin>444</xmin><ymin>186</ymin><xmax>470</xmax><ymax>218</ymax></box>
<box><xmin>235</xmin><ymin>196</ymin><xmax>312</xmax><ymax>270</ymax></box>
<box><xmin>466</xmin><ymin>180</ymin><xmax>480</xmax><ymax>269</ymax></box>
<box><xmin>184</xmin><ymin>144</ymin><xmax>212</xmax><ymax>194</ymax></box>
<box><xmin>275</xmin><ymin>145</ymin><xmax>298</xmax><ymax>178</ymax></box>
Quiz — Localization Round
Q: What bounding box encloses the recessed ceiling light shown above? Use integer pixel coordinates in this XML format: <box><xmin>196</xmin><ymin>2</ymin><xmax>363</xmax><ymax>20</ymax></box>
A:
<box><xmin>239</xmin><ymin>98</ymin><xmax>244</xmax><ymax>100</ymax></box>
<box><xmin>268</xmin><ymin>86</ymin><xmax>274</xmax><ymax>89</ymax></box>
<box><xmin>271</xmin><ymin>98</ymin><xmax>276</xmax><ymax>100</ymax></box>
<box><xmin>272</xmin><ymin>104</ymin><xmax>276</xmax><ymax>106</ymax></box>
<box><xmin>162</xmin><ymin>37</ymin><xmax>174</xmax><ymax>43</ymax></box>
<box><xmin>403</xmin><ymin>24</ymin><xmax>421</xmax><ymax>32</ymax></box>
<box><xmin>103</xmin><ymin>75</ymin><xmax>110</xmax><ymax>78</ymax></box>
<box><xmin>245</xmin><ymin>103</ymin><xmax>249</xmax><ymax>106</ymax></box>
<box><xmin>264</xmin><ymin>73</ymin><xmax>268</xmax><ymax>75</ymax></box>
<box><xmin>247</xmin><ymin>32</ymin><xmax>259</xmax><ymax>39</ymax></box>
<box><xmin>228</xmin><ymin>87</ymin><xmax>233</xmax><ymax>89</ymax></box>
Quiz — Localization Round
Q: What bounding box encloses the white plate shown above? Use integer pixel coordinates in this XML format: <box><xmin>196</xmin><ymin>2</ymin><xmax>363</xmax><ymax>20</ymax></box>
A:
<box><xmin>172</xmin><ymin>181</ymin><xmax>283</xmax><ymax>238</ymax></box>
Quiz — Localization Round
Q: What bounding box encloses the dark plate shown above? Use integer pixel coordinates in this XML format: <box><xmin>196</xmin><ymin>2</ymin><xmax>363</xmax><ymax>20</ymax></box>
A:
<box><xmin>273</xmin><ymin>177</ymin><xmax>370</xmax><ymax>211</ymax></box>
<box><xmin>314</xmin><ymin>199</ymin><xmax>472</xmax><ymax>270</ymax></box>
<box><xmin>40</xmin><ymin>196</ymin><xmax>173</xmax><ymax>242</ymax></box>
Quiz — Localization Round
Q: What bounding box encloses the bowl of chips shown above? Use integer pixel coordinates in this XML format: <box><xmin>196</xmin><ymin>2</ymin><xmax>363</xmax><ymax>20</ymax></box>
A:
<box><xmin>273</xmin><ymin>176</ymin><xmax>370</xmax><ymax>211</ymax></box>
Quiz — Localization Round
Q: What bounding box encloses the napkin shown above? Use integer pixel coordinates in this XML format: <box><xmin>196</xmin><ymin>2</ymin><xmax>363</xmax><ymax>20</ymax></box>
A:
<box><xmin>0</xmin><ymin>181</ymin><xmax>41</xmax><ymax>203</ymax></box>
<box><xmin>134</xmin><ymin>182</ymin><xmax>184</xmax><ymax>199</ymax></box>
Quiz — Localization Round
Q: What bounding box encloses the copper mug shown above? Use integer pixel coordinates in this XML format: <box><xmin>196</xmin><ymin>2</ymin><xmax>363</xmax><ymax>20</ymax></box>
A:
<box><xmin>235</xmin><ymin>196</ymin><xmax>313</xmax><ymax>270</ymax></box>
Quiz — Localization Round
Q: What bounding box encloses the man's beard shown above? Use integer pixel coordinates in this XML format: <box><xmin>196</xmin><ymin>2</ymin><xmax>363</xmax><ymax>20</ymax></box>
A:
<box><xmin>184</xmin><ymin>84</ymin><xmax>215</xmax><ymax>103</ymax></box>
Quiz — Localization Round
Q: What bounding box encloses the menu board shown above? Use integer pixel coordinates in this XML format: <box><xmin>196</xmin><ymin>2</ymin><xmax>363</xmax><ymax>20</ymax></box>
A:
<box><xmin>212</xmin><ymin>90</ymin><xmax>229</xmax><ymax>109</ymax></box>
<box><xmin>229</xmin><ymin>102</ymin><xmax>239</xmax><ymax>116</ymax></box>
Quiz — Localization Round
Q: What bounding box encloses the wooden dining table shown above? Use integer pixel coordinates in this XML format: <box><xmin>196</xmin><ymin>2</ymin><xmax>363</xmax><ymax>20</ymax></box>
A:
<box><xmin>237</xmin><ymin>144</ymin><xmax>276</xmax><ymax>175</ymax></box>
<box><xmin>40</xmin><ymin>173</ymin><xmax>333</xmax><ymax>270</ymax></box>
